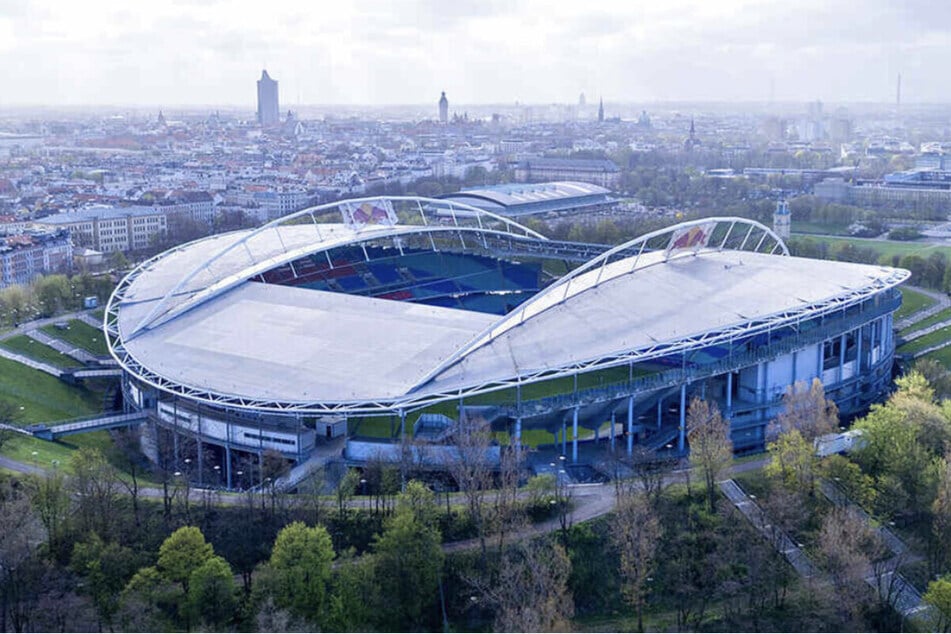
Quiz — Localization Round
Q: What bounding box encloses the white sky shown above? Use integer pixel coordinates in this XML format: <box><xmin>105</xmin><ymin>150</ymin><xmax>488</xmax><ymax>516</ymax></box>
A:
<box><xmin>0</xmin><ymin>0</ymin><xmax>946</xmax><ymax>107</ymax></box>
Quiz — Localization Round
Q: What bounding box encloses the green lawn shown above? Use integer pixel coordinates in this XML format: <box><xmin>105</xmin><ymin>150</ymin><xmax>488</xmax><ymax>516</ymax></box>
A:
<box><xmin>795</xmin><ymin>235</ymin><xmax>951</xmax><ymax>262</ymax></box>
<box><xmin>1</xmin><ymin>431</ymin><xmax>114</xmax><ymax>471</ymax></box>
<box><xmin>352</xmin><ymin>417</ymin><xmax>395</xmax><ymax>439</ymax></box>
<box><xmin>40</xmin><ymin>319</ymin><xmax>109</xmax><ymax>356</ymax></box>
<box><xmin>895</xmin><ymin>287</ymin><xmax>936</xmax><ymax>322</ymax></box>
<box><xmin>0</xmin><ymin>335</ymin><xmax>82</xmax><ymax>369</ymax></box>
<box><xmin>923</xmin><ymin>346</ymin><xmax>951</xmax><ymax>370</ymax></box>
<box><xmin>0</xmin><ymin>356</ymin><xmax>103</xmax><ymax>424</ymax></box>
<box><xmin>900</xmin><ymin>306</ymin><xmax>951</xmax><ymax>336</ymax></box>
<box><xmin>790</xmin><ymin>222</ymin><xmax>853</xmax><ymax>236</ymax></box>
<box><xmin>898</xmin><ymin>324</ymin><xmax>951</xmax><ymax>356</ymax></box>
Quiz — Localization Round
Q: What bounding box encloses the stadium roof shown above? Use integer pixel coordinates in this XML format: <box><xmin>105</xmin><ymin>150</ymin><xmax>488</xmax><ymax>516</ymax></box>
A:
<box><xmin>440</xmin><ymin>181</ymin><xmax>614</xmax><ymax>217</ymax></box>
<box><xmin>106</xmin><ymin>201</ymin><xmax>909</xmax><ymax>415</ymax></box>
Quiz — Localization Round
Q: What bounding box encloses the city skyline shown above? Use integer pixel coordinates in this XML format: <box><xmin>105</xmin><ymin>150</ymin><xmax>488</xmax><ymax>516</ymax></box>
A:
<box><xmin>2</xmin><ymin>0</ymin><xmax>949</xmax><ymax>108</ymax></box>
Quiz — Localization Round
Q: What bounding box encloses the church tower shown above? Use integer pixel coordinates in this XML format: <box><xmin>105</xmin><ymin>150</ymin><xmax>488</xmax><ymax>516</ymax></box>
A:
<box><xmin>438</xmin><ymin>91</ymin><xmax>449</xmax><ymax>124</ymax></box>
<box><xmin>597</xmin><ymin>97</ymin><xmax>604</xmax><ymax>123</ymax></box>
<box><xmin>773</xmin><ymin>196</ymin><xmax>791</xmax><ymax>240</ymax></box>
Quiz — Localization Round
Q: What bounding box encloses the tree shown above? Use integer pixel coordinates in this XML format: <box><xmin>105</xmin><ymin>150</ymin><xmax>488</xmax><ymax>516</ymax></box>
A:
<box><xmin>687</xmin><ymin>397</ymin><xmax>733</xmax><ymax>511</ymax></box>
<box><xmin>156</xmin><ymin>526</ymin><xmax>214</xmax><ymax>593</ymax></box>
<box><xmin>774</xmin><ymin>378</ymin><xmax>838</xmax><ymax>441</ymax></box>
<box><xmin>0</xmin><ymin>479</ymin><xmax>43</xmax><ymax>632</ymax></box>
<box><xmin>26</xmin><ymin>465</ymin><xmax>72</xmax><ymax>561</ymax></box>
<box><xmin>70</xmin><ymin>533</ymin><xmax>142</xmax><ymax>631</ymax></box>
<box><xmin>266</xmin><ymin>521</ymin><xmax>334</xmax><ymax>625</ymax></box>
<box><xmin>70</xmin><ymin>447</ymin><xmax>120</xmax><ymax>539</ymax></box>
<box><xmin>186</xmin><ymin>555</ymin><xmax>237</xmax><ymax>629</ymax></box>
<box><xmin>934</xmin><ymin>454</ymin><xmax>951</xmax><ymax>575</ymax></box>
<box><xmin>610</xmin><ymin>490</ymin><xmax>661</xmax><ymax>632</ymax></box>
<box><xmin>324</xmin><ymin>551</ymin><xmax>376</xmax><ymax>633</ymax></box>
<box><xmin>817</xmin><ymin>507</ymin><xmax>876</xmax><ymax>624</ymax></box>
<box><xmin>448</xmin><ymin>416</ymin><xmax>495</xmax><ymax>564</ymax></box>
<box><xmin>765</xmin><ymin>428</ymin><xmax>817</xmax><ymax>496</ymax></box>
<box><xmin>483</xmin><ymin>538</ymin><xmax>574</xmax><ymax>633</ymax></box>
<box><xmin>925</xmin><ymin>576</ymin><xmax>951</xmax><ymax>632</ymax></box>
<box><xmin>116</xmin><ymin>566</ymin><xmax>175</xmax><ymax>632</ymax></box>
<box><xmin>372</xmin><ymin>494</ymin><xmax>444</xmax><ymax>630</ymax></box>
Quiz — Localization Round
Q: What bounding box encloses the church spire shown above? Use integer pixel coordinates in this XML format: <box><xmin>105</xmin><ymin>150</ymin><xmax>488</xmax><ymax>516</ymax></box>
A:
<box><xmin>597</xmin><ymin>97</ymin><xmax>604</xmax><ymax>123</ymax></box>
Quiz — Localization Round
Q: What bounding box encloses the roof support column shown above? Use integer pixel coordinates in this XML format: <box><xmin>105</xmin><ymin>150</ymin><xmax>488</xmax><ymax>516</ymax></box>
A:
<box><xmin>839</xmin><ymin>333</ymin><xmax>847</xmax><ymax>383</ymax></box>
<box><xmin>610</xmin><ymin>412</ymin><xmax>616</xmax><ymax>453</ymax></box>
<box><xmin>225</xmin><ymin>445</ymin><xmax>232</xmax><ymax>490</ymax></box>
<box><xmin>572</xmin><ymin>406</ymin><xmax>579</xmax><ymax>463</ymax></box>
<box><xmin>857</xmin><ymin>324</ymin><xmax>864</xmax><ymax>372</ymax></box>
<box><xmin>657</xmin><ymin>396</ymin><xmax>662</xmax><ymax>430</ymax></box>
<box><xmin>726</xmin><ymin>373</ymin><xmax>733</xmax><ymax>416</ymax></box>
<box><xmin>627</xmin><ymin>395</ymin><xmax>634</xmax><ymax>456</ymax></box>
<box><xmin>678</xmin><ymin>383</ymin><xmax>687</xmax><ymax>453</ymax></box>
<box><xmin>561</xmin><ymin>422</ymin><xmax>567</xmax><ymax>457</ymax></box>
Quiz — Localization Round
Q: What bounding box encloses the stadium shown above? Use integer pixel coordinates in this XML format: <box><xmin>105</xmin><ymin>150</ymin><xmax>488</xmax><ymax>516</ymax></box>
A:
<box><xmin>105</xmin><ymin>196</ymin><xmax>909</xmax><ymax>489</ymax></box>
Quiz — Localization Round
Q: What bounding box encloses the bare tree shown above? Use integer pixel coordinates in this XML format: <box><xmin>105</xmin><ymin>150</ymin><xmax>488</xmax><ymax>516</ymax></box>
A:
<box><xmin>774</xmin><ymin>378</ymin><xmax>839</xmax><ymax>441</ymax></box>
<box><xmin>470</xmin><ymin>537</ymin><xmax>574</xmax><ymax>633</ymax></box>
<box><xmin>0</xmin><ymin>479</ymin><xmax>44</xmax><ymax>632</ymax></box>
<box><xmin>817</xmin><ymin>507</ymin><xmax>876</xmax><ymax>624</ymax></box>
<box><xmin>494</xmin><ymin>445</ymin><xmax>527</xmax><ymax>553</ymax></box>
<box><xmin>686</xmin><ymin>397</ymin><xmax>733</xmax><ymax>511</ymax></box>
<box><xmin>610</xmin><ymin>489</ymin><xmax>661</xmax><ymax>632</ymax></box>
<box><xmin>447</xmin><ymin>415</ymin><xmax>495</xmax><ymax>564</ymax></box>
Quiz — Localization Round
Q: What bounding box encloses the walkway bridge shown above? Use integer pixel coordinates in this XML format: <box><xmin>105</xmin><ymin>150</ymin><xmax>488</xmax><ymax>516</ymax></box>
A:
<box><xmin>27</xmin><ymin>411</ymin><xmax>147</xmax><ymax>440</ymax></box>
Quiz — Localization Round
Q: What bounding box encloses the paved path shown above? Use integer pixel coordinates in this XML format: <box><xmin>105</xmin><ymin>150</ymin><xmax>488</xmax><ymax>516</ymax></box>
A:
<box><xmin>719</xmin><ymin>478</ymin><xmax>819</xmax><ymax>577</ymax></box>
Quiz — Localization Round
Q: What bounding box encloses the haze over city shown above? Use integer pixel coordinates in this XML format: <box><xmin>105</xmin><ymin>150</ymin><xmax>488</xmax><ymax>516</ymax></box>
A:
<box><xmin>2</xmin><ymin>0</ymin><xmax>948</xmax><ymax>107</ymax></box>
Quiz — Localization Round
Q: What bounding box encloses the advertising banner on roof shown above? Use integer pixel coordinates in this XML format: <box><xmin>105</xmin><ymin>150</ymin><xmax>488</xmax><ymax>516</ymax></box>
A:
<box><xmin>339</xmin><ymin>199</ymin><xmax>398</xmax><ymax>229</ymax></box>
<box><xmin>665</xmin><ymin>221</ymin><xmax>716</xmax><ymax>257</ymax></box>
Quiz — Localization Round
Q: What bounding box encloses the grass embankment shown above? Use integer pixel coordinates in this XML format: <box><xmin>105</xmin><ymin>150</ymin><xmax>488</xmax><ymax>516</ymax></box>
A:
<box><xmin>0</xmin><ymin>356</ymin><xmax>103</xmax><ymax>425</ymax></box>
<box><xmin>895</xmin><ymin>287</ymin><xmax>936</xmax><ymax>322</ymax></box>
<box><xmin>0</xmin><ymin>335</ymin><xmax>83</xmax><ymax>369</ymax></box>
<box><xmin>900</xmin><ymin>306</ymin><xmax>951</xmax><ymax>337</ymax></box>
<box><xmin>898</xmin><ymin>324</ymin><xmax>951</xmax><ymax>356</ymax></box>
<box><xmin>40</xmin><ymin>319</ymin><xmax>109</xmax><ymax>356</ymax></box>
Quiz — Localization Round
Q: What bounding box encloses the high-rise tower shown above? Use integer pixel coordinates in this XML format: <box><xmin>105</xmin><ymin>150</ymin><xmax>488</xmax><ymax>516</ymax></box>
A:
<box><xmin>438</xmin><ymin>91</ymin><xmax>449</xmax><ymax>124</ymax></box>
<box><xmin>598</xmin><ymin>97</ymin><xmax>604</xmax><ymax>123</ymax></box>
<box><xmin>257</xmin><ymin>70</ymin><xmax>280</xmax><ymax>127</ymax></box>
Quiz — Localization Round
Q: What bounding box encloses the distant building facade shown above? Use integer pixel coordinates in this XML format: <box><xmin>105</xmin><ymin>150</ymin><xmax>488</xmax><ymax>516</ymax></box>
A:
<box><xmin>515</xmin><ymin>158</ymin><xmax>620</xmax><ymax>188</ymax></box>
<box><xmin>36</xmin><ymin>206</ymin><xmax>167</xmax><ymax>253</ymax></box>
<box><xmin>815</xmin><ymin>171</ymin><xmax>951</xmax><ymax>209</ymax></box>
<box><xmin>257</xmin><ymin>70</ymin><xmax>280</xmax><ymax>127</ymax></box>
<box><xmin>0</xmin><ymin>229</ymin><xmax>72</xmax><ymax>288</ymax></box>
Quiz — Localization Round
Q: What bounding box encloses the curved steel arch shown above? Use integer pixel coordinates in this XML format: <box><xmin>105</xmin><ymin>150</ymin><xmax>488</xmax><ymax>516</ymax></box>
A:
<box><xmin>126</xmin><ymin>195</ymin><xmax>548</xmax><ymax>338</ymax></box>
<box><xmin>409</xmin><ymin>217</ymin><xmax>789</xmax><ymax>391</ymax></box>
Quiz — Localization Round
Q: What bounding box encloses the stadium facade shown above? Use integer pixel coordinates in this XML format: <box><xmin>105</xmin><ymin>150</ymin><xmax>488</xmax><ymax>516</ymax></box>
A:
<box><xmin>105</xmin><ymin>196</ymin><xmax>909</xmax><ymax>488</ymax></box>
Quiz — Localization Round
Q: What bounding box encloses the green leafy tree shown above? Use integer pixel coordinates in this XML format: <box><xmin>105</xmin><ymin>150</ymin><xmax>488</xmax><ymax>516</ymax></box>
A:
<box><xmin>70</xmin><ymin>533</ymin><xmax>141</xmax><ymax>631</ymax></box>
<box><xmin>372</xmin><ymin>494</ymin><xmax>444</xmax><ymax>630</ymax></box>
<box><xmin>765</xmin><ymin>428</ymin><xmax>817</xmax><ymax>496</ymax></box>
<box><xmin>925</xmin><ymin>576</ymin><xmax>951</xmax><ymax>632</ymax></box>
<box><xmin>266</xmin><ymin>521</ymin><xmax>334</xmax><ymax>624</ymax></box>
<box><xmin>157</xmin><ymin>526</ymin><xmax>214</xmax><ymax>592</ymax></box>
<box><xmin>186</xmin><ymin>555</ymin><xmax>237</xmax><ymax>629</ymax></box>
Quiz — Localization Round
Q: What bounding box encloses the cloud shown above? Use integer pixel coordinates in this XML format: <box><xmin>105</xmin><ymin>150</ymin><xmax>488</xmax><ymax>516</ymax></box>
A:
<box><xmin>1</xmin><ymin>0</ymin><xmax>949</xmax><ymax>105</ymax></box>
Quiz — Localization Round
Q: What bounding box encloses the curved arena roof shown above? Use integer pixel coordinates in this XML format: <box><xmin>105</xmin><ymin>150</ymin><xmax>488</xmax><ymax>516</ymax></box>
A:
<box><xmin>106</xmin><ymin>198</ymin><xmax>910</xmax><ymax>415</ymax></box>
<box><xmin>440</xmin><ymin>181</ymin><xmax>614</xmax><ymax>217</ymax></box>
